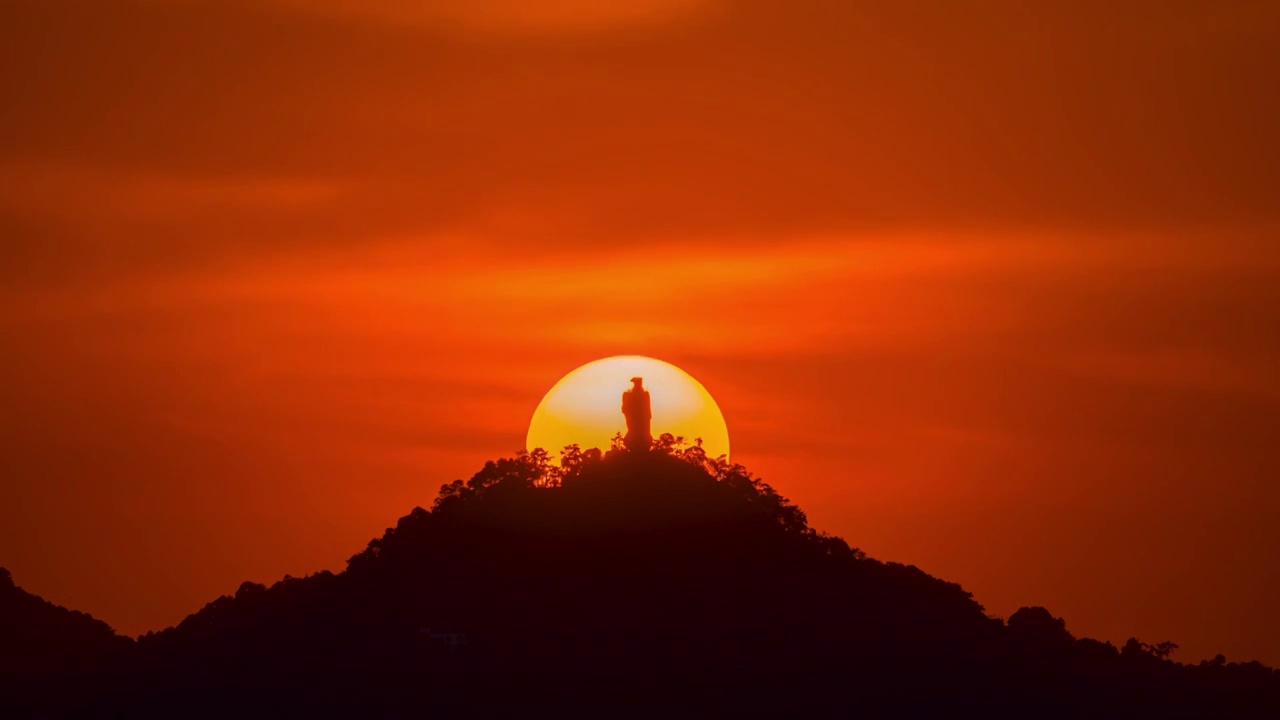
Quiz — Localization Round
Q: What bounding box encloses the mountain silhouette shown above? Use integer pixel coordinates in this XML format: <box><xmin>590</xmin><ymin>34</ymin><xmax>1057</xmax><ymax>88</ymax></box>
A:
<box><xmin>6</xmin><ymin>439</ymin><xmax>1279</xmax><ymax>717</ymax></box>
<box><xmin>1</xmin><ymin>566</ymin><xmax>132</xmax><ymax>715</ymax></box>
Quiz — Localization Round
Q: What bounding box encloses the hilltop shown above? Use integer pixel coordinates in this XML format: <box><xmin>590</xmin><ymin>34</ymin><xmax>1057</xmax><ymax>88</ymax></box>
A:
<box><xmin>7</xmin><ymin>440</ymin><xmax>1279</xmax><ymax>717</ymax></box>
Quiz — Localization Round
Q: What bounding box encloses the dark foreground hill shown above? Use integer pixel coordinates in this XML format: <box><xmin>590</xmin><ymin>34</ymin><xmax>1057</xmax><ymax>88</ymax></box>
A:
<box><xmin>6</xmin><ymin>442</ymin><xmax>1279</xmax><ymax>717</ymax></box>
<box><xmin>1</xmin><ymin>566</ymin><xmax>131</xmax><ymax>714</ymax></box>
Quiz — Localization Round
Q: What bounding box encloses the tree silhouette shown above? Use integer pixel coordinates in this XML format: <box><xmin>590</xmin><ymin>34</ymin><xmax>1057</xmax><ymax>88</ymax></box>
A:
<box><xmin>4</xmin><ymin>443</ymin><xmax>1278</xmax><ymax>718</ymax></box>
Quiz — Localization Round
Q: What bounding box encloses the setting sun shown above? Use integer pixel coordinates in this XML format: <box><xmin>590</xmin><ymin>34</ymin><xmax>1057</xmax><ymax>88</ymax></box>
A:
<box><xmin>527</xmin><ymin>356</ymin><xmax>730</xmax><ymax>459</ymax></box>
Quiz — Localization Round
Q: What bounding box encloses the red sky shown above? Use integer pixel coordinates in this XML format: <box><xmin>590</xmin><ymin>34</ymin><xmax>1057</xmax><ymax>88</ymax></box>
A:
<box><xmin>2</xmin><ymin>0</ymin><xmax>1278</xmax><ymax>664</ymax></box>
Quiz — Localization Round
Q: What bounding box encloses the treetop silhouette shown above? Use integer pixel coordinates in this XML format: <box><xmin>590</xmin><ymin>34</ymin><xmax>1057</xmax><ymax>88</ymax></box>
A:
<box><xmin>4</xmin><ymin>441</ymin><xmax>1278</xmax><ymax>717</ymax></box>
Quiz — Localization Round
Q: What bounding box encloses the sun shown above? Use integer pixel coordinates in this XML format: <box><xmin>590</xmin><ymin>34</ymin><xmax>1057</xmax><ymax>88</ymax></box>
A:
<box><xmin>527</xmin><ymin>355</ymin><xmax>730</xmax><ymax>460</ymax></box>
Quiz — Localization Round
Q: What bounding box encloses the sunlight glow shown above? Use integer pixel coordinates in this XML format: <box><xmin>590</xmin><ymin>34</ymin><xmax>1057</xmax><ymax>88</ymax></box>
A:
<box><xmin>527</xmin><ymin>355</ymin><xmax>730</xmax><ymax>460</ymax></box>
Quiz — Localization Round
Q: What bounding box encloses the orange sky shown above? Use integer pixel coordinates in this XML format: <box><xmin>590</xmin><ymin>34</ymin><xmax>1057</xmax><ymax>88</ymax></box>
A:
<box><xmin>2</xmin><ymin>0</ymin><xmax>1279</xmax><ymax>664</ymax></box>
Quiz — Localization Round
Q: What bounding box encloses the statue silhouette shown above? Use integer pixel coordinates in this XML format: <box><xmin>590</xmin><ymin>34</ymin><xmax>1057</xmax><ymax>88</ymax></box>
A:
<box><xmin>621</xmin><ymin>377</ymin><xmax>652</xmax><ymax>452</ymax></box>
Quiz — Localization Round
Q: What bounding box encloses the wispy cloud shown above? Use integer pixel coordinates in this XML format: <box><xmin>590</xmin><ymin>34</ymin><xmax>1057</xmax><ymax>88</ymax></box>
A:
<box><xmin>0</xmin><ymin>161</ymin><xmax>345</xmax><ymax>220</ymax></box>
<box><xmin>268</xmin><ymin>0</ymin><xmax>718</xmax><ymax>36</ymax></box>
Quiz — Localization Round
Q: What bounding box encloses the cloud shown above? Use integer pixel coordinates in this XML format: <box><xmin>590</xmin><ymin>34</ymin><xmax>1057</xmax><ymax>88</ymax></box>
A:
<box><xmin>2</xmin><ymin>0</ymin><xmax>1278</xmax><ymax>282</ymax></box>
<box><xmin>0</xmin><ymin>162</ymin><xmax>344</xmax><ymax>219</ymax></box>
<box><xmin>1070</xmin><ymin>348</ymin><xmax>1280</xmax><ymax>400</ymax></box>
<box><xmin>268</xmin><ymin>0</ymin><xmax>717</xmax><ymax>36</ymax></box>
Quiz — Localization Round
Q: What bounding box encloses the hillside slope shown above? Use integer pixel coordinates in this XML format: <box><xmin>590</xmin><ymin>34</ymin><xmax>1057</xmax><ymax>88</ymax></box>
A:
<box><xmin>10</xmin><ymin>444</ymin><xmax>1280</xmax><ymax>717</ymax></box>
<box><xmin>1</xmin><ymin>567</ymin><xmax>132</xmax><ymax>715</ymax></box>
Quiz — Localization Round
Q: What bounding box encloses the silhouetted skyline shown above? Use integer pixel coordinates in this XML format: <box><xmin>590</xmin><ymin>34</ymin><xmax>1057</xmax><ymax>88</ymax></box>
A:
<box><xmin>4</xmin><ymin>445</ymin><xmax>1277</xmax><ymax>717</ymax></box>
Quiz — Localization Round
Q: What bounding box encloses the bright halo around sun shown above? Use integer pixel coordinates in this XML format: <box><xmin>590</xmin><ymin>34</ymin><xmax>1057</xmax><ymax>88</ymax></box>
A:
<box><xmin>527</xmin><ymin>355</ymin><xmax>730</xmax><ymax>460</ymax></box>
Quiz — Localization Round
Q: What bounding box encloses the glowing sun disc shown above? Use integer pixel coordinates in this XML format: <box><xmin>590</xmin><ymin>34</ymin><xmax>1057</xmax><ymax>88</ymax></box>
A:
<box><xmin>527</xmin><ymin>356</ymin><xmax>730</xmax><ymax>460</ymax></box>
